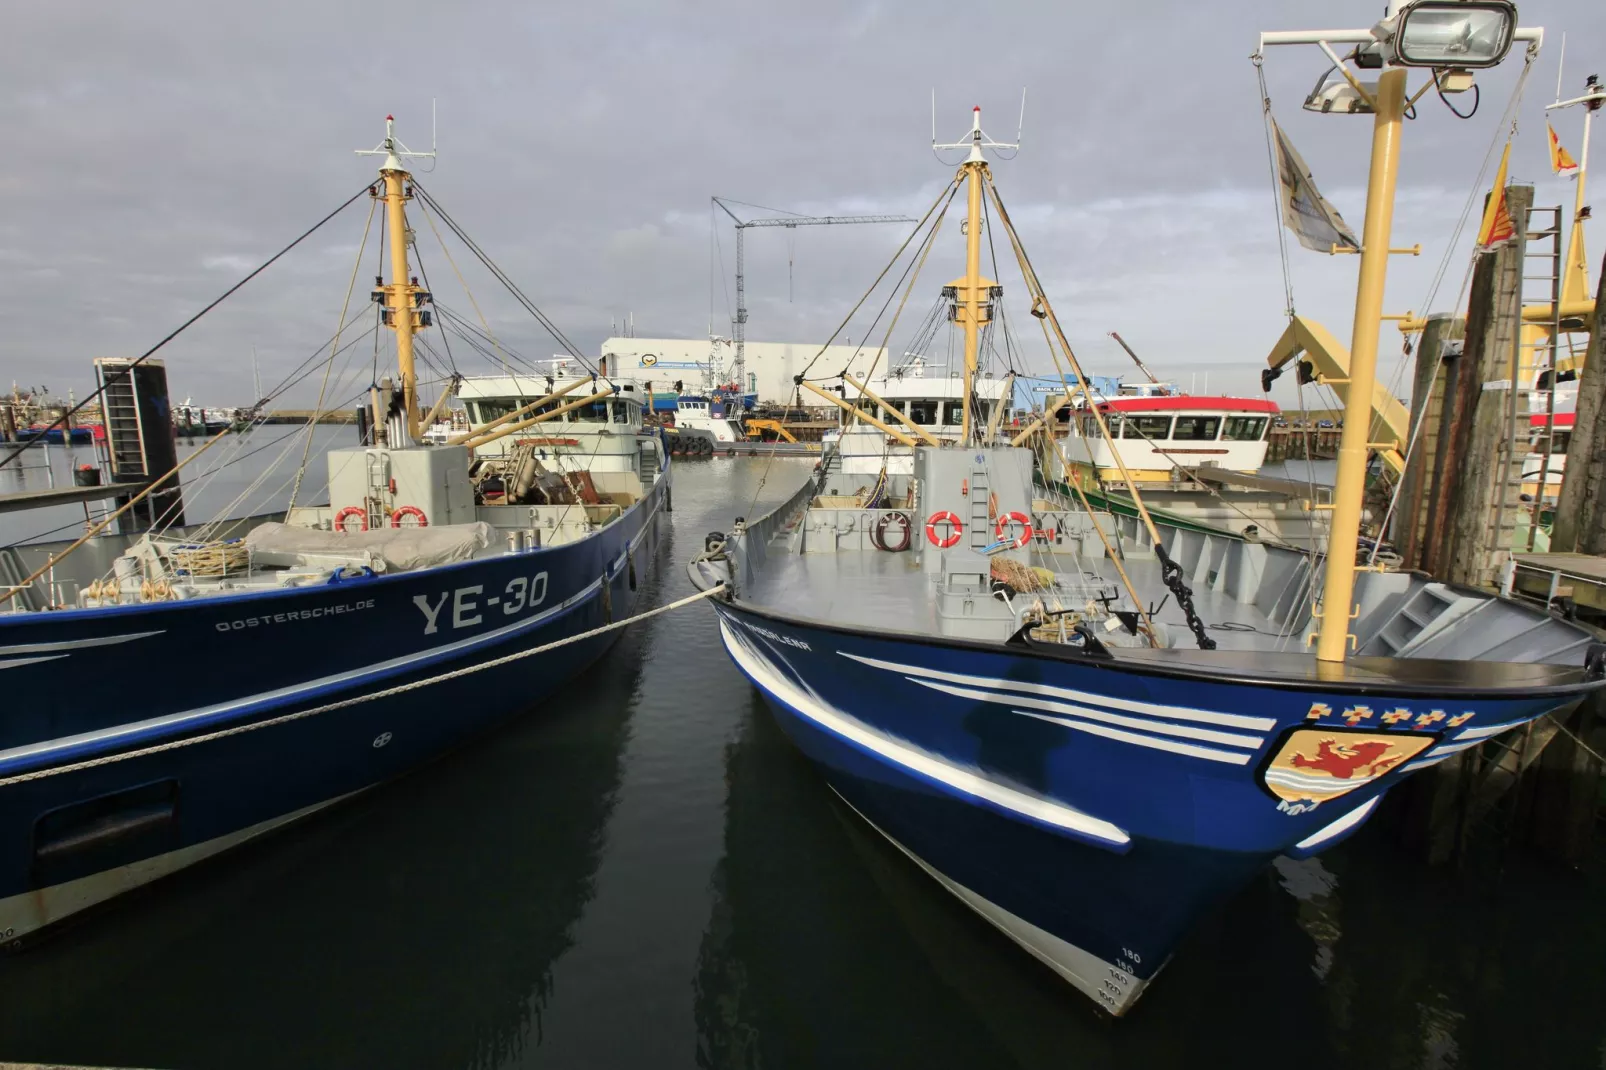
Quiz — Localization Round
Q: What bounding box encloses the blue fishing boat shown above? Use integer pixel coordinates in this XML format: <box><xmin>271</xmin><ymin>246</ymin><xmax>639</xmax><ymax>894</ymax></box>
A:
<box><xmin>0</xmin><ymin>116</ymin><xmax>671</xmax><ymax>943</ymax></box>
<box><xmin>691</xmin><ymin>5</ymin><xmax>1604</xmax><ymax>1016</ymax></box>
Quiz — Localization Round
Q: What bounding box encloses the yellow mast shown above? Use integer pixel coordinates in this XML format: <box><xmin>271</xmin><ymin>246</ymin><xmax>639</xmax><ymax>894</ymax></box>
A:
<box><xmin>939</xmin><ymin>106</ymin><xmax>1002</xmax><ymax>448</ymax></box>
<box><xmin>1315</xmin><ymin>68</ymin><xmax>1407</xmax><ymax>663</ymax></box>
<box><xmin>360</xmin><ymin>116</ymin><xmax>432</xmax><ymax>445</ymax></box>
<box><xmin>1555</xmin><ymin>77</ymin><xmax>1602</xmax><ymax>311</ymax></box>
<box><xmin>959</xmin><ymin>142</ymin><xmax>986</xmax><ymax>445</ymax></box>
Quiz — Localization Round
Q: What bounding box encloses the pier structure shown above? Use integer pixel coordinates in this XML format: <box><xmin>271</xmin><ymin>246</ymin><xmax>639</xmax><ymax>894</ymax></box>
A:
<box><xmin>1387</xmin><ymin>198</ymin><xmax>1606</xmax><ymax>867</ymax></box>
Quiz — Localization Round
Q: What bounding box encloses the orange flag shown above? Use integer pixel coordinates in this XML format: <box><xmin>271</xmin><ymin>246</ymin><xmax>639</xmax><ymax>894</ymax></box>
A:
<box><xmin>1548</xmin><ymin>122</ymin><xmax>1580</xmax><ymax>178</ymax></box>
<box><xmin>1476</xmin><ymin>142</ymin><xmax>1516</xmax><ymax>248</ymax></box>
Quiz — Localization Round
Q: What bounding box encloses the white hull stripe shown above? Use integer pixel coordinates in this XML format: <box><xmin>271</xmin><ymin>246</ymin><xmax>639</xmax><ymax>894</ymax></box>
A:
<box><xmin>1014</xmin><ymin>711</ymin><xmax>1252</xmax><ymax>765</ymax></box>
<box><xmin>1264</xmin><ymin>768</ymin><xmax>1381</xmax><ymax>792</ymax></box>
<box><xmin>1292</xmin><ymin>796</ymin><xmax>1381</xmax><ymax>852</ymax></box>
<box><xmin>840</xmin><ymin>651</ymin><xmax>1275</xmax><ymax>732</ymax></box>
<box><xmin>1453</xmin><ymin>720</ymin><xmax>1527</xmax><ymax>742</ymax></box>
<box><xmin>0</xmin><ymin>497</ymin><xmax>664</xmax><ymax>775</ymax></box>
<box><xmin>911</xmin><ymin>679</ymin><xmax>1264</xmax><ymax>750</ymax></box>
<box><xmin>1422</xmin><ymin>739</ymin><xmax>1481</xmax><ymax>758</ymax></box>
<box><xmin>720</xmin><ymin>620</ymin><xmax>1131</xmax><ymax>849</ymax></box>
<box><xmin>0</xmin><ymin>654</ymin><xmax>68</xmax><ymax>671</ymax></box>
<box><xmin>0</xmin><ymin>629</ymin><xmax>165</xmax><ymax>656</ymax></box>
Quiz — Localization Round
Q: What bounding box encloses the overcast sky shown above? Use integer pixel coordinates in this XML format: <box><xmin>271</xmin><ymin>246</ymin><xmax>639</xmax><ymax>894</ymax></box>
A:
<box><xmin>4</xmin><ymin>0</ymin><xmax>1603</xmax><ymax>413</ymax></box>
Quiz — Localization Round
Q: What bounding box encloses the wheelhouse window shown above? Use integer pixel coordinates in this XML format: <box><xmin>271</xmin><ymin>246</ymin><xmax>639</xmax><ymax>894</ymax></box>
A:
<box><xmin>1172</xmin><ymin>415</ymin><xmax>1222</xmax><ymax>441</ymax></box>
<box><xmin>943</xmin><ymin>401</ymin><xmax>965</xmax><ymax>427</ymax></box>
<box><xmin>906</xmin><ymin>400</ymin><xmax>938</xmax><ymax>425</ymax></box>
<box><xmin>1222</xmin><ymin>415</ymin><xmax>1269</xmax><ymax>441</ymax></box>
<box><xmin>471</xmin><ymin>399</ymin><xmax>519</xmax><ymax>424</ymax></box>
<box><xmin>1086</xmin><ymin>413</ymin><xmax>1121</xmax><ymax>438</ymax></box>
<box><xmin>1121</xmin><ymin>415</ymin><xmax>1173</xmax><ymax>440</ymax></box>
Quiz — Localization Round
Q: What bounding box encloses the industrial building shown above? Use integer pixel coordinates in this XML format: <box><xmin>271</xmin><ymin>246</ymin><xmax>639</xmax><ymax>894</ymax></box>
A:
<box><xmin>598</xmin><ymin>336</ymin><xmax>888</xmax><ymax>406</ymax></box>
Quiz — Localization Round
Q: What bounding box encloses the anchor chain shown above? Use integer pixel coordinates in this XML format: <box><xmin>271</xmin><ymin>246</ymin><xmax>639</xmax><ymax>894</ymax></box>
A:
<box><xmin>1155</xmin><ymin>545</ymin><xmax>1217</xmax><ymax>651</ymax></box>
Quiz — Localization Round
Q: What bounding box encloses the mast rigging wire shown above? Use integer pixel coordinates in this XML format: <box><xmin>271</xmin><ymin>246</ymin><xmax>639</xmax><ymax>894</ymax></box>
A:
<box><xmin>0</xmin><ymin>183</ymin><xmax>375</xmax><ymax>472</ymax></box>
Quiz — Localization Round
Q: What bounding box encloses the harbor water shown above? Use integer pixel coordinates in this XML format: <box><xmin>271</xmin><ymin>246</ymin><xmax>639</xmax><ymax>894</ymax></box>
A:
<box><xmin>0</xmin><ymin>450</ymin><xmax>1602</xmax><ymax>1068</ymax></box>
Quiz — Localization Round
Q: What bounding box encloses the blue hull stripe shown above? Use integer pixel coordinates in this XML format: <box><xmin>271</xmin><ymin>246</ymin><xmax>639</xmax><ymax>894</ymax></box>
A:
<box><xmin>719</xmin><ymin>620</ymin><xmax>1132</xmax><ymax>851</ymax></box>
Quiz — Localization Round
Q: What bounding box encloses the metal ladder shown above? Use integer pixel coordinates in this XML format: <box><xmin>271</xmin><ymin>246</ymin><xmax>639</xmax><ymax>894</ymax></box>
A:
<box><xmin>1487</xmin><ymin>205</ymin><xmax>1562</xmax><ymax>563</ymax></box>
<box><xmin>967</xmin><ymin>463</ymin><xmax>992</xmax><ymax>550</ymax></box>
<box><xmin>97</xmin><ymin>363</ymin><xmax>147</xmax><ymax>480</ymax></box>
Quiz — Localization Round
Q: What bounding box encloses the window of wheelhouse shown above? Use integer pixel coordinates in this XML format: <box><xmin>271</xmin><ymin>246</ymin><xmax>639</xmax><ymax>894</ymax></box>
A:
<box><xmin>943</xmin><ymin>400</ymin><xmax>966</xmax><ymax>427</ymax></box>
<box><xmin>906</xmin><ymin>400</ymin><xmax>938</xmax><ymax>425</ymax></box>
<box><xmin>470</xmin><ymin>399</ymin><xmax>519</xmax><ymax>424</ymax></box>
<box><xmin>1172</xmin><ymin>415</ymin><xmax>1222</xmax><ymax>441</ymax></box>
<box><xmin>1121</xmin><ymin>415</ymin><xmax>1172</xmax><ymax>440</ymax></box>
<box><xmin>1222</xmin><ymin>415</ymin><xmax>1269</xmax><ymax>441</ymax></box>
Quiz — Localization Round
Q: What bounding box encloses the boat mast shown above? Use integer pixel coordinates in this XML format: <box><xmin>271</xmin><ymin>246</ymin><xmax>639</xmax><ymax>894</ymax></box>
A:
<box><xmin>1315</xmin><ymin>68</ymin><xmax>1407</xmax><ymax>664</ymax></box>
<box><xmin>959</xmin><ymin>110</ymin><xmax>986</xmax><ymax>446</ymax></box>
<box><xmin>358</xmin><ymin>116</ymin><xmax>436</xmax><ymax>445</ymax></box>
<box><xmin>935</xmin><ymin>105</ymin><xmax>1016</xmax><ymax>446</ymax></box>
<box><xmin>1258</xmin><ymin>3</ymin><xmax>1536</xmax><ymax>665</ymax></box>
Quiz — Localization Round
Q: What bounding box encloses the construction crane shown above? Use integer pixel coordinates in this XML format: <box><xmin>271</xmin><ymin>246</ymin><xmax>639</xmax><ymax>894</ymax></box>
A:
<box><xmin>1108</xmin><ymin>331</ymin><xmax>1164</xmax><ymax>385</ymax></box>
<box><xmin>713</xmin><ymin>198</ymin><xmax>915</xmax><ymax>397</ymax></box>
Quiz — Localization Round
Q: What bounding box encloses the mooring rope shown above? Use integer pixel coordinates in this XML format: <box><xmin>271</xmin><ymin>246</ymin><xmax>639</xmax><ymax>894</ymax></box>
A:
<box><xmin>0</xmin><ymin>583</ymin><xmax>727</xmax><ymax>787</ymax></box>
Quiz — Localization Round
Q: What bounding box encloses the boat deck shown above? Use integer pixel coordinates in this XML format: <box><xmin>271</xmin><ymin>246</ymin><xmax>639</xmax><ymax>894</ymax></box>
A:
<box><xmin>743</xmin><ymin>541</ymin><xmax>1302</xmax><ymax>653</ymax></box>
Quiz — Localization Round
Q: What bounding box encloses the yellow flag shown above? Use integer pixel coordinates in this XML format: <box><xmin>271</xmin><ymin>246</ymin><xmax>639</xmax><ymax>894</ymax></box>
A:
<box><xmin>1548</xmin><ymin>122</ymin><xmax>1580</xmax><ymax>178</ymax></box>
<box><xmin>1476</xmin><ymin>142</ymin><xmax>1515</xmax><ymax>248</ymax></box>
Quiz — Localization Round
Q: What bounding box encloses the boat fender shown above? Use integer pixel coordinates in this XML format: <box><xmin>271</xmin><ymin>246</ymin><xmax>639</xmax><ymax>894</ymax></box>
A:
<box><xmin>925</xmin><ymin>510</ymin><xmax>962</xmax><ymax>549</ymax></box>
<box><xmin>994</xmin><ymin>511</ymin><xmax>1033</xmax><ymax>550</ymax></box>
<box><xmin>872</xmin><ymin>511</ymin><xmax>912</xmax><ymax>553</ymax></box>
<box><xmin>705</xmin><ymin>531</ymin><xmax>727</xmax><ymax>553</ymax></box>
<box><xmin>326</xmin><ymin>565</ymin><xmax>377</xmax><ymax>585</ymax></box>
<box><xmin>1586</xmin><ymin>642</ymin><xmax>1606</xmax><ymax>681</ymax></box>
<box><xmin>390</xmin><ymin>505</ymin><xmax>429</xmax><ymax>528</ymax></box>
<box><xmin>334</xmin><ymin>506</ymin><xmax>368</xmax><ymax>533</ymax></box>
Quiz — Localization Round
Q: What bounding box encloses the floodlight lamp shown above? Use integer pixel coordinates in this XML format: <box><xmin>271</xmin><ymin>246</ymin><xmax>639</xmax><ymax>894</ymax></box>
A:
<box><xmin>1390</xmin><ymin>0</ymin><xmax>1516</xmax><ymax>69</ymax></box>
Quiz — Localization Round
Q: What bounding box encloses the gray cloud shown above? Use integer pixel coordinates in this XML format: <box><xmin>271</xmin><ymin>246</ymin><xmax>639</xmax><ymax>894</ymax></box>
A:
<box><xmin>3</xmin><ymin>0</ymin><xmax>1603</xmax><ymax>411</ymax></box>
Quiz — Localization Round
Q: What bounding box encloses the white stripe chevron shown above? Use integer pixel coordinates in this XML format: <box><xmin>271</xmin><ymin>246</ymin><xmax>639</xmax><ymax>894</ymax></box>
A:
<box><xmin>1293</xmin><ymin>796</ymin><xmax>1381</xmax><ymax>852</ymax></box>
<box><xmin>0</xmin><ymin>654</ymin><xmax>68</xmax><ymax>671</ymax></box>
<box><xmin>0</xmin><ymin>630</ymin><xmax>164</xmax><ymax>656</ymax></box>
<box><xmin>910</xmin><ymin>678</ymin><xmax>1265</xmax><ymax>750</ymax></box>
<box><xmin>1013</xmin><ymin>711</ymin><xmax>1253</xmax><ymax>765</ymax></box>
<box><xmin>1453</xmin><ymin>720</ymin><xmax>1527</xmax><ymax>742</ymax></box>
<box><xmin>840</xmin><ymin>652</ymin><xmax>1276</xmax><ymax>732</ymax></box>
<box><xmin>721</xmin><ymin>621</ymin><xmax>1131</xmax><ymax>848</ymax></box>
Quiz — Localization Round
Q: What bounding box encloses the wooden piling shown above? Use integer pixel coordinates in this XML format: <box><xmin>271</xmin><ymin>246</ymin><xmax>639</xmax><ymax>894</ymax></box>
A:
<box><xmin>1441</xmin><ymin>183</ymin><xmax>1532</xmax><ymax>588</ymax></box>
<box><xmin>1393</xmin><ymin>313</ymin><xmax>1464</xmax><ymax>571</ymax></box>
<box><xmin>1550</xmin><ymin>249</ymin><xmax>1606</xmax><ymax>554</ymax></box>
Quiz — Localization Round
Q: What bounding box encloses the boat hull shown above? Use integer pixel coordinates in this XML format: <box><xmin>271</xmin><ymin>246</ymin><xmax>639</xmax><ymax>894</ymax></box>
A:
<box><xmin>0</xmin><ymin>478</ymin><xmax>667</xmax><ymax>944</ymax></box>
<box><xmin>710</xmin><ymin>599</ymin><xmax>1588</xmax><ymax>1015</ymax></box>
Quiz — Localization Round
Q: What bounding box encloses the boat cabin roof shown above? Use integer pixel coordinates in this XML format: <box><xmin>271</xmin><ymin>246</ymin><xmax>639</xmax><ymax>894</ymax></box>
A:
<box><xmin>1095</xmin><ymin>395</ymin><xmax>1279</xmax><ymax>414</ymax></box>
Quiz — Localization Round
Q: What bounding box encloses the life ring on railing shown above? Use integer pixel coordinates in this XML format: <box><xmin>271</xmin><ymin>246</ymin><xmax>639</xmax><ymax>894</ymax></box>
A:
<box><xmin>390</xmin><ymin>505</ymin><xmax>429</xmax><ymax>528</ymax></box>
<box><xmin>872</xmin><ymin>511</ymin><xmax>912</xmax><ymax>553</ymax></box>
<box><xmin>995</xmin><ymin>511</ymin><xmax>1033</xmax><ymax>549</ymax></box>
<box><xmin>925</xmin><ymin>510</ymin><xmax>962</xmax><ymax>549</ymax></box>
<box><xmin>334</xmin><ymin>506</ymin><xmax>368</xmax><ymax>533</ymax></box>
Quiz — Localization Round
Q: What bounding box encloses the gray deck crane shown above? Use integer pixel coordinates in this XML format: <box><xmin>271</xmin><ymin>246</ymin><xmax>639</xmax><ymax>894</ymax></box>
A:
<box><xmin>713</xmin><ymin>198</ymin><xmax>914</xmax><ymax>397</ymax></box>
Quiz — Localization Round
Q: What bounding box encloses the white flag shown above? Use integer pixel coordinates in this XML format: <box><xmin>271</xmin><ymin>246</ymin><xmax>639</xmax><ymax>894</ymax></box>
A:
<box><xmin>1271</xmin><ymin>118</ymin><xmax>1359</xmax><ymax>253</ymax></box>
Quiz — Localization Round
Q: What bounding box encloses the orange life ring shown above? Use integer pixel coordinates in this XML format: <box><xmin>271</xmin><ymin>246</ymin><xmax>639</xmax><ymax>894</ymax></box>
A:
<box><xmin>390</xmin><ymin>505</ymin><xmax>429</xmax><ymax>528</ymax></box>
<box><xmin>995</xmin><ymin>511</ymin><xmax>1033</xmax><ymax>550</ymax></box>
<box><xmin>334</xmin><ymin>506</ymin><xmax>368</xmax><ymax>533</ymax></box>
<box><xmin>925</xmin><ymin>510</ymin><xmax>962</xmax><ymax>549</ymax></box>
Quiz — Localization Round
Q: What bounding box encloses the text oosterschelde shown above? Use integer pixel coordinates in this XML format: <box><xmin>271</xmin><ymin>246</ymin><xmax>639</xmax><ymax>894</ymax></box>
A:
<box><xmin>215</xmin><ymin>599</ymin><xmax>376</xmax><ymax>631</ymax></box>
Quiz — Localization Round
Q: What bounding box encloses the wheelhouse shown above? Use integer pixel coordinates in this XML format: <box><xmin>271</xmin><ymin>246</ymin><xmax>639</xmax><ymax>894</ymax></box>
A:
<box><xmin>1062</xmin><ymin>395</ymin><xmax>1279</xmax><ymax>482</ymax></box>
